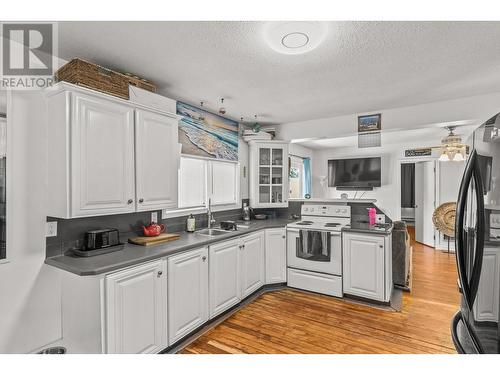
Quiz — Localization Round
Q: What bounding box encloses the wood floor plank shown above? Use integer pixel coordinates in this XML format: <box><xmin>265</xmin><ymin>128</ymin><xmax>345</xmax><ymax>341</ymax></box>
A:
<box><xmin>181</xmin><ymin>227</ymin><xmax>460</xmax><ymax>354</ymax></box>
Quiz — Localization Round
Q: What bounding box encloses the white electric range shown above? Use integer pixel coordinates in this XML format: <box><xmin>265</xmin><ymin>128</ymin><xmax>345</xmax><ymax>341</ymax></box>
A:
<box><xmin>286</xmin><ymin>204</ymin><xmax>351</xmax><ymax>297</ymax></box>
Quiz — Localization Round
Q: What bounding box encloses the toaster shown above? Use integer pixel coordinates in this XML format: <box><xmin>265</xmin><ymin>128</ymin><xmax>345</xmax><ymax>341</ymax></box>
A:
<box><xmin>85</xmin><ymin>229</ymin><xmax>120</xmax><ymax>250</ymax></box>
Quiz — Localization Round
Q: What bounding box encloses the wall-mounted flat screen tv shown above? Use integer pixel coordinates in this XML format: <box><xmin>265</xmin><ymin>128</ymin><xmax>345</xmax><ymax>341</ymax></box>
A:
<box><xmin>328</xmin><ymin>157</ymin><xmax>381</xmax><ymax>188</ymax></box>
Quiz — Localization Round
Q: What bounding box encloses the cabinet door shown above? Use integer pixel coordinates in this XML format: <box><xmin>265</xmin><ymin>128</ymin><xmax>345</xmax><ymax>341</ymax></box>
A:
<box><xmin>72</xmin><ymin>93</ymin><xmax>135</xmax><ymax>217</ymax></box>
<box><xmin>209</xmin><ymin>239</ymin><xmax>241</xmax><ymax>318</ymax></box>
<box><xmin>210</xmin><ymin>161</ymin><xmax>238</xmax><ymax>206</ymax></box>
<box><xmin>167</xmin><ymin>247</ymin><xmax>209</xmax><ymax>345</ymax></box>
<box><xmin>135</xmin><ymin>109</ymin><xmax>179</xmax><ymax>211</ymax></box>
<box><xmin>343</xmin><ymin>233</ymin><xmax>385</xmax><ymax>301</ymax></box>
<box><xmin>250</xmin><ymin>142</ymin><xmax>289</xmax><ymax>208</ymax></box>
<box><xmin>241</xmin><ymin>231</ymin><xmax>265</xmax><ymax>298</ymax></box>
<box><xmin>474</xmin><ymin>247</ymin><xmax>500</xmax><ymax>322</ymax></box>
<box><xmin>265</xmin><ymin>228</ymin><xmax>287</xmax><ymax>284</ymax></box>
<box><xmin>106</xmin><ymin>261</ymin><xmax>167</xmax><ymax>354</ymax></box>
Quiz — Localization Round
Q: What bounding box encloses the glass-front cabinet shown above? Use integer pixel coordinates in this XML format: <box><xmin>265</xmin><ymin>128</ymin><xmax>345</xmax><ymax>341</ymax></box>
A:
<box><xmin>249</xmin><ymin>140</ymin><xmax>289</xmax><ymax>208</ymax></box>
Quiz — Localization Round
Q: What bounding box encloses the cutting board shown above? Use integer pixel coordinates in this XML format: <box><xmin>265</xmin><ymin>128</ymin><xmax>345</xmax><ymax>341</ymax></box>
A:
<box><xmin>128</xmin><ymin>233</ymin><xmax>180</xmax><ymax>246</ymax></box>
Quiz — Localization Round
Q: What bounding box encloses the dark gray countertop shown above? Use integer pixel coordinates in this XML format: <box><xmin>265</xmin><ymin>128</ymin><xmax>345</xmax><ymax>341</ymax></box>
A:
<box><xmin>342</xmin><ymin>221</ymin><xmax>393</xmax><ymax>235</ymax></box>
<box><xmin>45</xmin><ymin>218</ymin><xmax>292</xmax><ymax>276</ymax></box>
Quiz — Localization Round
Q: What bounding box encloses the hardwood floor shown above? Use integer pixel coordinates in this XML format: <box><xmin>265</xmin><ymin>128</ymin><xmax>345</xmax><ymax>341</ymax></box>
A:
<box><xmin>181</xmin><ymin>227</ymin><xmax>460</xmax><ymax>354</ymax></box>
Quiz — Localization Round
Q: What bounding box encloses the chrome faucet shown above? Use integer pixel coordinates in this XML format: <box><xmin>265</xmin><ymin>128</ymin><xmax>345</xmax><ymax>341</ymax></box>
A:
<box><xmin>207</xmin><ymin>198</ymin><xmax>216</xmax><ymax>229</ymax></box>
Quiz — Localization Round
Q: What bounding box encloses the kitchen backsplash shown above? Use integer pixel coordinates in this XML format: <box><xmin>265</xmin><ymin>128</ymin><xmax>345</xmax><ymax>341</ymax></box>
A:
<box><xmin>46</xmin><ymin>202</ymin><xmax>247</xmax><ymax>258</ymax></box>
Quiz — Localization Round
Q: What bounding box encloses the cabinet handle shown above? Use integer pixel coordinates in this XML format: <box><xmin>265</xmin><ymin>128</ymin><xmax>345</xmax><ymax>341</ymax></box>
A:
<box><xmin>202</xmin><ymin>256</ymin><xmax>207</xmax><ymax>262</ymax></box>
<box><xmin>127</xmin><ymin>199</ymin><xmax>133</xmax><ymax>204</ymax></box>
<box><xmin>157</xmin><ymin>270</ymin><xmax>163</xmax><ymax>277</ymax></box>
<box><xmin>379</xmin><ymin>245</ymin><xmax>384</xmax><ymax>248</ymax></box>
<box><xmin>139</xmin><ymin>198</ymin><xmax>144</xmax><ymax>203</ymax></box>
<box><xmin>282</xmin><ymin>235</ymin><xmax>286</xmax><ymax>239</ymax></box>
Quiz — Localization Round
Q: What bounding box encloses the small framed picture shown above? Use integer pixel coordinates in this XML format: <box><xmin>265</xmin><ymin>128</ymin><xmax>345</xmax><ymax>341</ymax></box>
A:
<box><xmin>358</xmin><ymin>113</ymin><xmax>381</xmax><ymax>132</ymax></box>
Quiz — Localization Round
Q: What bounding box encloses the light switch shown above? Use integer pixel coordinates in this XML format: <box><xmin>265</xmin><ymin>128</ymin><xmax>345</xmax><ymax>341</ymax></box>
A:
<box><xmin>151</xmin><ymin>211</ymin><xmax>158</xmax><ymax>223</ymax></box>
<box><xmin>376</xmin><ymin>214</ymin><xmax>386</xmax><ymax>224</ymax></box>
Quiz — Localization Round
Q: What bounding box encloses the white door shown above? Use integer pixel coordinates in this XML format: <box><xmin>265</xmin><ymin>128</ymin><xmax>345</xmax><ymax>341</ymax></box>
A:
<box><xmin>209</xmin><ymin>161</ymin><xmax>238</xmax><ymax>206</ymax></box>
<box><xmin>72</xmin><ymin>93</ymin><xmax>135</xmax><ymax>217</ymax></box>
<box><xmin>415</xmin><ymin>161</ymin><xmax>436</xmax><ymax>247</ymax></box>
<box><xmin>343</xmin><ymin>233</ymin><xmax>385</xmax><ymax>301</ymax></box>
<box><xmin>209</xmin><ymin>239</ymin><xmax>241</xmax><ymax>318</ymax></box>
<box><xmin>135</xmin><ymin>109</ymin><xmax>179</xmax><ymax>211</ymax></box>
<box><xmin>265</xmin><ymin>228</ymin><xmax>287</xmax><ymax>284</ymax></box>
<box><xmin>241</xmin><ymin>232</ymin><xmax>265</xmax><ymax>298</ymax></box>
<box><xmin>105</xmin><ymin>261</ymin><xmax>167</xmax><ymax>354</ymax></box>
<box><xmin>167</xmin><ymin>247</ymin><xmax>209</xmax><ymax>345</ymax></box>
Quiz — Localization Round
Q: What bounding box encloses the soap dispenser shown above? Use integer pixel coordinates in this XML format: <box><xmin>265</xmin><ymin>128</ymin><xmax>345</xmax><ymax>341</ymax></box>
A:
<box><xmin>187</xmin><ymin>214</ymin><xmax>196</xmax><ymax>232</ymax></box>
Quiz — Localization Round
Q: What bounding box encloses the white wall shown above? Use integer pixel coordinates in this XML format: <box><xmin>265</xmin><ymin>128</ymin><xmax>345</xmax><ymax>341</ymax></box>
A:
<box><xmin>312</xmin><ymin>140</ymin><xmax>441</xmax><ymax>220</ymax></box>
<box><xmin>0</xmin><ymin>90</ymin><xmax>62</xmax><ymax>353</ymax></box>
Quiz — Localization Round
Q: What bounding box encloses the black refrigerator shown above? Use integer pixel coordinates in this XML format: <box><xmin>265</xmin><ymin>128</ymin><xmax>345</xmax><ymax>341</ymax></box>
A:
<box><xmin>452</xmin><ymin>114</ymin><xmax>500</xmax><ymax>353</ymax></box>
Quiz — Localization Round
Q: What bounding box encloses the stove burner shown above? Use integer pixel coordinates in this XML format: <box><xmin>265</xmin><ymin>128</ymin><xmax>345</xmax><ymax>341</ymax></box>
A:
<box><xmin>324</xmin><ymin>223</ymin><xmax>341</xmax><ymax>227</ymax></box>
<box><xmin>296</xmin><ymin>221</ymin><xmax>313</xmax><ymax>225</ymax></box>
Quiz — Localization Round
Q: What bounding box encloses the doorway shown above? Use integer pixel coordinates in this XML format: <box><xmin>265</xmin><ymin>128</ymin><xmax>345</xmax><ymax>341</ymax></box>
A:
<box><xmin>401</xmin><ymin>160</ymin><xmax>436</xmax><ymax>247</ymax></box>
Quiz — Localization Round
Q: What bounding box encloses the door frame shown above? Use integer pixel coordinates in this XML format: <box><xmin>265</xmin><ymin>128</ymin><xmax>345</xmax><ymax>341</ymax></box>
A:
<box><xmin>397</xmin><ymin>156</ymin><xmax>438</xmax><ymax>249</ymax></box>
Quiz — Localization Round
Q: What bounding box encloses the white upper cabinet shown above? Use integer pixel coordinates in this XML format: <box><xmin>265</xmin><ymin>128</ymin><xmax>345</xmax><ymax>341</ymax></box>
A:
<box><xmin>71</xmin><ymin>93</ymin><xmax>136</xmax><ymax>217</ymax></box>
<box><xmin>249</xmin><ymin>140</ymin><xmax>289</xmax><ymax>208</ymax></box>
<box><xmin>210</xmin><ymin>160</ymin><xmax>238</xmax><ymax>206</ymax></box>
<box><xmin>46</xmin><ymin>83</ymin><xmax>179</xmax><ymax>218</ymax></box>
<box><xmin>135</xmin><ymin>109</ymin><xmax>179</xmax><ymax>211</ymax></box>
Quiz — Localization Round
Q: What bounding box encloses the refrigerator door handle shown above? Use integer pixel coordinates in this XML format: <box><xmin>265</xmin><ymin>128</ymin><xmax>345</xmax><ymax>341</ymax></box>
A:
<box><xmin>468</xmin><ymin>156</ymin><xmax>485</xmax><ymax>308</ymax></box>
<box><xmin>455</xmin><ymin>149</ymin><xmax>476</xmax><ymax>310</ymax></box>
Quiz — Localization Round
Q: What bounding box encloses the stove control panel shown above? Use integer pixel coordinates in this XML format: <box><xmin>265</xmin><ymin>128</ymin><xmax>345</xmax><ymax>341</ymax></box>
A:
<box><xmin>301</xmin><ymin>204</ymin><xmax>351</xmax><ymax>218</ymax></box>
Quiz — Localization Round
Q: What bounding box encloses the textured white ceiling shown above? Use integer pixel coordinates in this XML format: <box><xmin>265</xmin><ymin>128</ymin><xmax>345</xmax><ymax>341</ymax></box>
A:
<box><xmin>57</xmin><ymin>21</ymin><xmax>500</xmax><ymax>124</ymax></box>
<box><xmin>296</xmin><ymin>124</ymin><xmax>478</xmax><ymax>150</ymax></box>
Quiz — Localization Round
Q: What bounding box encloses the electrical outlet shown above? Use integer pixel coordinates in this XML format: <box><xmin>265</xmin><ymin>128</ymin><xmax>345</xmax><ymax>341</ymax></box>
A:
<box><xmin>151</xmin><ymin>211</ymin><xmax>158</xmax><ymax>223</ymax></box>
<box><xmin>46</xmin><ymin>221</ymin><xmax>58</xmax><ymax>237</ymax></box>
<box><xmin>161</xmin><ymin>209</ymin><xmax>168</xmax><ymax>220</ymax></box>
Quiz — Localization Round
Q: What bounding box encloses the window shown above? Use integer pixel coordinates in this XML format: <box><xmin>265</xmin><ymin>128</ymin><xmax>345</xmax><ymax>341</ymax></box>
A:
<box><xmin>177</xmin><ymin>156</ymin><xmax>239</xmax><ymax>212</ymax></box>
<box><xmin>289</xmin><ymin>156</ymin><xmax>305</xmax><ymax>199</ymax></box>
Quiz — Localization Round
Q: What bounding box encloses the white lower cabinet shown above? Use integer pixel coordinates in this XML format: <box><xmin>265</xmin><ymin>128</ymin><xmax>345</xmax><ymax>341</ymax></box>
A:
<box><xmin>474</xmin><ymin>247</ymin><xmax>500</xmax><ymax>323</ymax></box>
<box><xmin>167</xmin><ymin>247</ymin><xmax>209</xmax><ymax>345</ymax></box>
<box><xmin>209</xmin><ymin>238</ymin><xmax>242</xmax><ymax>318</ymax></box>
<box><xmin>343</xmin><ymin>232</ymin><xmax>391</xmax><ymax>302</ymax></box>
<box><xmin>105</xmin><ymin>260</ymin><xmax>167</xmax><ymax>354</ymax></box>
<box><xmin>241</xmin><ymin>231</ymin><xmax>266</xmax><ymax>298</ymax></box>
<box><xmin>265</xmin><ymin>228</ymin><xmax>287</xmax><ymax>284</ymax></box>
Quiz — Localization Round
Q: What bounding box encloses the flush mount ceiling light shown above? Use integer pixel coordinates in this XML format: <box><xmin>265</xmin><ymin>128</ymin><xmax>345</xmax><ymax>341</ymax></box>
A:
<box><xmin>263</xmin><ymin>22</ymin><xmax>328</xmax><ymax>55</ymax></box>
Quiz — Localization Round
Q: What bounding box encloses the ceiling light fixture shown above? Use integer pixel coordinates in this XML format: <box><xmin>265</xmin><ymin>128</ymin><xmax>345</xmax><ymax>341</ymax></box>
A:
<box><xmin>263</xmin><ymin>22</ymin><xmax>328</xmax><ymax>55</ymax></box>
<box><xmin>439</xmin><ymin>126</ymin><xmax>467</xmax><ymax>162</ymax></box>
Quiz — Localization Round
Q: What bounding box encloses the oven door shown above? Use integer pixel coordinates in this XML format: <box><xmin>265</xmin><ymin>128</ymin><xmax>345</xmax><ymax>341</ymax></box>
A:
<box><xmin>287</xmin><ymin>228</ymin><xmax>342</xmax><ymax>276</ymax></box>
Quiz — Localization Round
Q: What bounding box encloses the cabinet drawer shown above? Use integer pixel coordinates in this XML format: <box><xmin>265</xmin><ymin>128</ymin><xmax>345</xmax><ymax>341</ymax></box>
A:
<box><xmin>287</xmin><ymin>268</ymin><xmax>342</xmax><ymax>297</ymax></box>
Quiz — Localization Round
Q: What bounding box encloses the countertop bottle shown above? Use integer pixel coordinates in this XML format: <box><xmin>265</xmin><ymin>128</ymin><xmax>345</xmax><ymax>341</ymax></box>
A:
<box><xmin>242</xmin><ymin>203</ymin><xmax>251</xmax><ymax>222</ymax></box>
<box><xmin>187</xmin><ymin>214</ymin><xmax>196</xmax><ymax>232</ymax></box>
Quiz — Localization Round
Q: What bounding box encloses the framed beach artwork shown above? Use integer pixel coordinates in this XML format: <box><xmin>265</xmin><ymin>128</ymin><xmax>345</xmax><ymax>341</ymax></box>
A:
<box><xmin>176</xmin><ymin>102</ymin><xmax>239</xmax><ymax>161</ymax></box>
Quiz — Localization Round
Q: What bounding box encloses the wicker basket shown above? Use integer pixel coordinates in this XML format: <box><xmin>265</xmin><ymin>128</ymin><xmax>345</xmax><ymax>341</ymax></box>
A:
<box><xmin>122</xmin><ymin>73</ymin><xmax>157</xmax><ymax>93</ymax></box>
<box><xmin>55</xmin><ymin>58</ymin><xmax>130</xmax><ymax>100</ymax></box>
